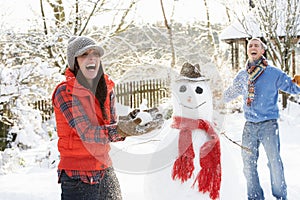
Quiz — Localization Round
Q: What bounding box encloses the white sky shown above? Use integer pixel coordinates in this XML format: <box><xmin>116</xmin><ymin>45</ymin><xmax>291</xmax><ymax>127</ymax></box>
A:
<box><xmin>0</xmin><ymin>0</ymin><xmax>228</xmax><ymax>31</ymax></box>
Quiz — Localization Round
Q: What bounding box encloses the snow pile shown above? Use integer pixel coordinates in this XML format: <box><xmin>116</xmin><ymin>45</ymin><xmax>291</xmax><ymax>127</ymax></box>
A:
<box><xmin>0</xmin><ymin>148</ymin><xmax>25</xmax><ymax>175</ymax></box>
<box><xmin>0</xmin><ymin>113</ymin><xmax>59</xmax><ymax>174</ymax></box>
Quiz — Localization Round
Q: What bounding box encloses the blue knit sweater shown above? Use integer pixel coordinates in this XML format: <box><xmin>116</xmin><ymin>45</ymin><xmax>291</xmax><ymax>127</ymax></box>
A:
<box><xmin>224</xmin><ymin>65</ymin><xmax>300</xmax><ymax>122</ymax></box>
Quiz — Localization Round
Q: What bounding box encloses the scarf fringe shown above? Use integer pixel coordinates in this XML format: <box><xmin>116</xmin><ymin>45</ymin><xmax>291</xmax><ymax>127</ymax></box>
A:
<box><xmin>172</xmin><ymin>145</ymin><xmax>195</xmax><ymax>183</ymax></box>
<box><xmin>193</xmin><ymin>140</ymin><xmax>221</xmax><ymax>200</ymax></box>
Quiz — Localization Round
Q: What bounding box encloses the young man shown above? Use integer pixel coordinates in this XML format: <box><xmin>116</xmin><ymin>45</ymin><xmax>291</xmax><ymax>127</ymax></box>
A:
<box><xmin>223</xmin><ymin>38</ymin><xmax>300</xmax><ymax>200</ymax></box>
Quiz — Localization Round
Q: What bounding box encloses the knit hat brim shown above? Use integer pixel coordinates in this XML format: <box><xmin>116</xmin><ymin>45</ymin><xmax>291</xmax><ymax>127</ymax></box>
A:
<box><xmin>74</xmin><ymin>45</ymin><xmax>104</xmax><ymax>58</ymax></box>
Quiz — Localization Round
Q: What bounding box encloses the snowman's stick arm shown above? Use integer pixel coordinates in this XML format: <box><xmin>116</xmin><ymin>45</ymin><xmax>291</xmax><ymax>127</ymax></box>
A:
<box><xmin>220</xmin><ymin>131</ymin><xmax>252</xmax><ymax>153</ymax></box>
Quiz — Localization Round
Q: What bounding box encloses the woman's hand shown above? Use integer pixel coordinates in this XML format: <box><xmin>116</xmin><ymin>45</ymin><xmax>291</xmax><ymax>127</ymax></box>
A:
<box><xmin>117</xmin><ymin>108</ymin><xmax>164</xmax><ymax>137</ymax></box>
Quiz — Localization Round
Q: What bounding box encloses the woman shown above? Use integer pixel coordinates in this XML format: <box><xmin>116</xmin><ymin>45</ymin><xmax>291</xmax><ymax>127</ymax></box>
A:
<box><xmin>52</xmin><ymin>36</ymin><xmax>124</xmax><ymax>200</ymax></box>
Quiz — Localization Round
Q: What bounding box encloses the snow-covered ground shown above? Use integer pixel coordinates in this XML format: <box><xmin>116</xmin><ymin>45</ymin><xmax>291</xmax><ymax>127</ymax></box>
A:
<box><xmin>0</xmin><ymin>102</ymin><xmax>299</xmax><ymax>200</ymax></box>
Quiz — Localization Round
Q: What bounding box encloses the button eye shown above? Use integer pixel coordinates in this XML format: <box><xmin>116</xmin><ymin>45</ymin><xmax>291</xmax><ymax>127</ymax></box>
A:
<box><xmin>179</xmin><ymin>85</ymin><xmax>187</xmax><ymax>93</ymax></box>
<box><xmin>195</xmin><ymin>87</ymin><xmax>203</xmax><ymax>94</ymax></box>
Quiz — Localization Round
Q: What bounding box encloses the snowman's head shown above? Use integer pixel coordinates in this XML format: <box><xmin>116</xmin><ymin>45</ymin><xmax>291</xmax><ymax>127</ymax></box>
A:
<box><xmin>171</xmin><ymin>63</ymin><xmax>213</xmax><ymax>121</ymax></box>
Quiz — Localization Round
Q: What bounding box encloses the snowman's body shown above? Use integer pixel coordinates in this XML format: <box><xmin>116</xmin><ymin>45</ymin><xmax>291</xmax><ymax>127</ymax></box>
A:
<box><xmin>171</xmin><ymin>78</ymin><xmax>213</xmax><ymax>190</ymax></box>
<box><xmin>144</xmin><ymin>76</ymin><xmax>215</xmax><ymax>199</ymax></box>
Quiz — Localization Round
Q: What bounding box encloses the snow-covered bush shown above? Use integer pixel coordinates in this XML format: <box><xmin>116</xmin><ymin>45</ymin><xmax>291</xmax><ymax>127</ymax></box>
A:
<box><xmin>0</xmin><ymin>56</ymin><xmax>63</xmax><ymax>173</ymax></box>
<box><xmin>8</xmin><ymin>98</ymin><xmax>47</xmax><ymax>149</ymax></box>
<box><xmin>0</xmin><ymin>57</ymin><xmax>63</xmax><ymax>147</ymax></box>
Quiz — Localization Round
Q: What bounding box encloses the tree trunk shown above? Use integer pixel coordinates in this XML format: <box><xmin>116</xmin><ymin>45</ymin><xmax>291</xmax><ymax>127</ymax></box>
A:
<box><xmin>203</xmin><ymin>0</ymin><xmax>213</xmax><ymax>44</ymax></box>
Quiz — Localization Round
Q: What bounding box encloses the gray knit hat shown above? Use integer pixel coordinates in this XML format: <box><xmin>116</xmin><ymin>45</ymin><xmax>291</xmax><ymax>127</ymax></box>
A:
<box><xmin>67</xmin><ymin>36</ymin><xmax>104</xmax><ymax>70</ymax></box>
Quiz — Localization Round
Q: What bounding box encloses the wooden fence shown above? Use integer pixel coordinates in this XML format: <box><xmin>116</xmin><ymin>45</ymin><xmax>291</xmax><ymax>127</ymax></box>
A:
<box><xmin>0</xmin><ymin>78</ymin><xmax>170</xmax><ymax>149</ymax></box>
<box><xmin>115</xmin><ymin>78</ymin><xmax>170</xmax><ymax>108</ymax></box>
<box><xmin>32</xmin><ymin>100</ymin><xmax>54</xmax><ymax>122</ymax></box>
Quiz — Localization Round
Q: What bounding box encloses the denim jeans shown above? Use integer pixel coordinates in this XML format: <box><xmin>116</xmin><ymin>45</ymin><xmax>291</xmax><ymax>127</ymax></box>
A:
<box><xmin>242</xmin><ymin>119</ymin><xmax>287</xmax><ymax>200</ymax></box>
<box><xmin>60</xmin><ymin>168</ymin><xmax>122</xmax><ymax>200</ymax></box>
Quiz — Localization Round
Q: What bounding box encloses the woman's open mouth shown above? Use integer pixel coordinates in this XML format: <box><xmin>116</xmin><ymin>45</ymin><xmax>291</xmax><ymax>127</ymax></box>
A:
<box><xmin>86</xmin><ymin>64</ymin><xmax>96</xmax><ymax>70</ymax></box>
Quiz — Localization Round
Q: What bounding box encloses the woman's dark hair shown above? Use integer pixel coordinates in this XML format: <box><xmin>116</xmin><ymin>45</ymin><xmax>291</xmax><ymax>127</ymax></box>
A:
<box><xmin>73</xmin><ymin>59</ymin><xmax>108</xmax><ymax>120</ymax></box>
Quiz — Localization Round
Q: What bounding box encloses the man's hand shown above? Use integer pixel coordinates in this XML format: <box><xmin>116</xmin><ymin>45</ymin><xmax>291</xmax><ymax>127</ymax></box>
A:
<box><xmin>117</xmin><ymin>108</ymin><xmax>164</xmax><ymax>137</ymax></box>
<box><xmin>292</xmin><ymin>74</ymin><xmax>300</xmax><ymax>86</ymax></box>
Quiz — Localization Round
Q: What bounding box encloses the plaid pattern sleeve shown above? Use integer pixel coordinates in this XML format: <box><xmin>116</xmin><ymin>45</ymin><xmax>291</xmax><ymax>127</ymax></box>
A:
<box><xmin>54</xmin><ymin>85</ymin><xmax>115</xmax><ymax>144</ymax></box>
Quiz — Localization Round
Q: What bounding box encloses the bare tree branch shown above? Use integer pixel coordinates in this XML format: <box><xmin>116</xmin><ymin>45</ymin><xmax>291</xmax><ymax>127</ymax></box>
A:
<box><xmin>40</xmin><ymin>0</ymin><xmax>53</xmax><ymax>58</ymax></box>
<box><xmin>74</xmin><ymin>0</ymin><xmax>79</xmax><ymax>34</ymax></box>
<box><xmin>79</xmin><ymin>0</ymin><xmax>104</xmax><ymax>35</ymax></box>
<box><xmin>111</xmin><ymin>0</ymin><xmax>136</xmax><ymax>35</ymax></box>
<box><xmin>203</xmin><ymin>0</ymin><xmax>213</xmax><ymax>44</ymax></box>
<box><xmin>160</xmin><ymin>0</ymin><xmax>176</xmax><ymax>68</ymax></box>
<box><xmin>46</xmin><ymin>0</ymin><xmax>65</xmax><ymax>28</ymax></box>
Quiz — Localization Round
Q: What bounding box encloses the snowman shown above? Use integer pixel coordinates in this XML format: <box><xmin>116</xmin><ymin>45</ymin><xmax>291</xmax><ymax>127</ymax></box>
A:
<box><xmin>144</xmin><ymin>62</ymin><xmax>221</xmax><ymax>200</ymax></box>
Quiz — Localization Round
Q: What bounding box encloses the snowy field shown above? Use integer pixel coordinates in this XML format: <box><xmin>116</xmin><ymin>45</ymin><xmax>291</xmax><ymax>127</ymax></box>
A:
<box><xmin>0</xmin><ymin>102</ymin><xmax>300</xmax><ymax>200</ymax></box>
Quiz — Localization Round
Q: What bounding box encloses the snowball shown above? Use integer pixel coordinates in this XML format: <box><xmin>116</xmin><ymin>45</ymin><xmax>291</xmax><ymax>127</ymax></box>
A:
<box><xmin>136</xmin><ymin>112</ymin><xmax>152</xmax><ymax>125</ymax></box>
